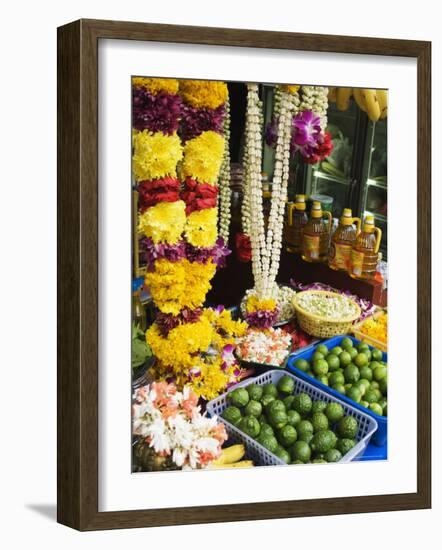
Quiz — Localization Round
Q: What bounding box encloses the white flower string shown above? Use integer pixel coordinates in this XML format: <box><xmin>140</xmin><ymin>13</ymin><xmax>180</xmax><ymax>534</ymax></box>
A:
<box><xmin>218</xmin><ymin>97</ymin><xmax>231</xmax><ymax>241</ymax></box>
<box><xmin>299</xmin><ymin>85</ymin><xmax>328</xmax><ymax>131</ymax></box>
<box><xmin>244</xmin><ymin>84</ymin><xmax>296</xmax><ymax>299</ymax></box>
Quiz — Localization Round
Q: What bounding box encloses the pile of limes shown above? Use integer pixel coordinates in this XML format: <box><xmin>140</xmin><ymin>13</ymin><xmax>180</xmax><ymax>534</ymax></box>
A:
<box><xmin>222</xmin><ymin>376</ymin><xmax>360</xmax><ymax>464</ymax></box>
<box><xmin>293</xmin><ymin>337</ymin><xmax>387</xmax><ymax>416</ymax></box>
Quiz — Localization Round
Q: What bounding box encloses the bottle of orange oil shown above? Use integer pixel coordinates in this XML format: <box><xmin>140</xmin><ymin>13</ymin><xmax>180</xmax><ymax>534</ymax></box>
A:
<box><xmin>329</xmin><ymin>208</ymin><xmax>361</xmax><ymax>271</ymax></box>
<box><xmin>348</xmin><ymin>215</ymin><xmax>382</xmax><ymax>280</ymax></box>
<box><xmin>301</xmin><ymin>201</ymin><xmax>332</xmax><ymax>263</ymax></box>
<box><xmin>285</xmin><ymin>194</ymin><xmax>308</xmax><ymax>253</ymax></box>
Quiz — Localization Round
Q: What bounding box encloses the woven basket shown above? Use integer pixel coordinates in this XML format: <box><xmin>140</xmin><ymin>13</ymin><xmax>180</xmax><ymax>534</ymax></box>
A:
<box><xmin>292</xmin><ymin>290</ymin><xmax>361</xmax><ymax>338</ymax></box>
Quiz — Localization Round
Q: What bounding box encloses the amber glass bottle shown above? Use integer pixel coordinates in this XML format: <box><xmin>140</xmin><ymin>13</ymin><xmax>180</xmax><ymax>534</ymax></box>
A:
<box><xmin>285</xmin><ymin>195</ymin><xmax>308</xmax><ymax>253</ymax></box>
<box><xmin>348</xmin><ymin>215</ymin><xmax>382</xmax><ymax>280</ymax></box>
<box><xmin>301</xmin><ymin>201</ymin><xmax>332</xmax><ymax>263</ymax></box>
<box><xmin>329</xmin><ymin>208</ymin><xmax>361</xmax><ymax>271</ymax></box>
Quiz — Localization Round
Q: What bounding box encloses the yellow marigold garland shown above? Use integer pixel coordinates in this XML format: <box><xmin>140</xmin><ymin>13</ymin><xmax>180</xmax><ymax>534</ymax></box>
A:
<box><xmin>144</xmin><ymin>259</ymin><xmax>186</xmax><ymax>315</ymax></box>
<box><xmin>138</xmin><ymin>200</ymin><xmax>186</xmax><ymax>244</ymax></box>
<box><xmin>181</xmin><ymin>259</ymin><xmax>217</xmax><ymax>309</ymax></box>
<box><xmin>184</xmin><ymin>207</ymin><xmax>218</xmax><ymax>247</ymax></box>
<box><xmin>179</xmin><ymin>80</ymin><xmax>228</xmax><ymax>109</ymax></box>
<box><xmin>181</xmin><ymin>131</ymin><xmax>225</xmax><ymax>183</ymax></box>
<box><xmin>132</xmin><ymin>77</ymin><xmax>179</xmax><ymax>95</ymax></box>
<box><xmin>245</xmin><ymin>295</ymin><xmax>278</xmax><ymax>313</ymax></box>
<box><xmin>132</xmin><ymin>130</ymin><xmax>183</xmax><ymax>181</ymax></box>
<box><xmin>279</xmin><ymin>84</ymin><xmax>301</xmax><ymax>94</ymax></box>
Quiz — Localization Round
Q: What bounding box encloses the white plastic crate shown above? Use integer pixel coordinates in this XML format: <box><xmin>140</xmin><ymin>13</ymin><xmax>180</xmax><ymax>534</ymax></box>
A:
<box><xmin>207</xmin><ymin>370</ymin><xmax>378</xmax><ymax>466</ymax></box>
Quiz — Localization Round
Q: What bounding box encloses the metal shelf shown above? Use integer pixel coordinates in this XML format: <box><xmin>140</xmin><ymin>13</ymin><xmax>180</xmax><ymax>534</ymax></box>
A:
<box><xmin>312</xmin><ymin>170</ymin><xmax>350</xmax><ymax>186</ymax></box>
<box><xmin>366</xmin><ymin>177</ymin><xmax>387</xmax><ymax>190</ymax></box>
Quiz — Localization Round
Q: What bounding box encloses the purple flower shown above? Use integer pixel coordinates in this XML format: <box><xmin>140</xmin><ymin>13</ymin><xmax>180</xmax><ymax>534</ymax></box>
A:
<box><xmin>141</xmin><ymin>238</ymin><xmax>186</xmax><ymax>270</ymax></box>
<box><xmin>291</xmin><ymin>111</ymin><xmax>322</xmax><ymax>158</ymax></box>
<box><xmin>132</xmin><ymin>87</ymin><xmax>182</xmax><ymax>134</ymax></box>
<box><xmin>245</xmin><ymin>308</ymin><xmax>279</xmax><ymax>329</ymax></box>
<box><xmin>180</xmin><ymin>104</ymin><xmax>225</xmax><ymax>142</ymax></box>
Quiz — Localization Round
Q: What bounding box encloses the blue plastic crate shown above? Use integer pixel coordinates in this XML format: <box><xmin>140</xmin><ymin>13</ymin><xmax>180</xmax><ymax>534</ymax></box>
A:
<box><xmin>287</xmin><ymin>335</ymin><xmax>387</xmax><ymax>447</ymax></box>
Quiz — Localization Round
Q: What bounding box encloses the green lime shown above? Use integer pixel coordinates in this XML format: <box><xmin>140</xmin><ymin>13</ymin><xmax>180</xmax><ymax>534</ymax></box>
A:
<box><xmin>311</xmin><ymin>412</ymin><xmax>329</xmax><ymax>432</ymax></box>
<box><xmin>256</xmin><ymin>433</ymin><xmax>278</xmax><ymax>452</ymax></box>
<box><xmin>298</xmin><ymin>432</ymin><xmax>314</xmax><ymax>444</ymax></box>
<box><xmin>337</xmin><ymin>416</ymin><xmax>359</xmax><ymax>439</ymax></box>
<box><xmin>357</xmin><ymin>342</ymin><xmax>369</xmax><ymax>352</ymax></box>
<box><xmin>260</xmin><ymin>423</ymin><xmax>274</xmax><ymax>437</ymax></box>
<box><xmin>287</xmin><ymin>409</ymin><xmax>301</xmax><ymax>427</ymax></box>
<box><xmin>348</xmin><ymin>347</ymin><xmax>358</xmax><ymax>360</ymax></box>
<box><xmin>344</xmin><ymin>364</ymin><xmax>360</xmax><ymax>383</ymax></box>
<box><xmin>312</xmin><ymin>400</ymin><xmax>327</xmax><ymax>414</ymax></box>
<box><xmin>316</xmin><ymin>344</ymin><xmax>329</xmax><ymax>356</ymax></box>
<box><xmin>360</xmin><ymin>400</ymin><xmax>369</xmax><ymax>408</ymax></box>
<box><xmin>294</xmin><ymin>358</ymin><xmax>310</xmax><ymax>372</ymax></box>
<box><xmin>363</xmin><ymin>349</ymin><xmax>372</xmax><ymax>361</ymax></box>
<box><xmin>266</xmin><ymin>399</ymin><xmax>285</xmax><ymax>414</ymax></box>
<box><xmin>344</xmin><ymin>383</ymin><xmax>353</xmax><ymax>391</ymax></box>
<box><xmin>336</xmin><ymin>438</ymin><xmax>356</xmax><ymax>455</ymax></box>
<box><xmin>369</xmin><ymin>381</ymin><xmax>380</xmax><ymax>390</ymax></box>
<box><xmin>332</xmin><ymin>383</ymin><xmax>346</xmax><ymax>395</ymax></box>
<box><xmin>222</xmin><ymin>406</ymin><xmax>242</xmax><ymax>425</ymax></box>
<box><xmin>354</xmin><ymin>353</ymin><xmax>368</xmax><ymax>368</ymax></box>
<box><xmin>292</xmin><ymin>393</ymin><xmax>313</xmax><ymax>417</ymax></box>
<box><xmin>312</xmin><ymin>351</ymin><xmax>325</xmax><ymax>363</ymax></box>
<box><xmin>354</xmin><ymin>379</ymin><xmax>367</xmax><ymax>396</ymax></box>
<box><xmin>244</xmin><ymin>400</ymin><xmax>263</xmax><ymax>417</ymax></box>
<box><xmin>379</xmin><ymin>378</ymin><xmax>388</xmax><ymax>396</ymax></box>
<box><xmin>346</xmin><ymin>386</ymin><xmax>362</xmax><ymax>403</ymax></box>
<box><xmin>238</xmin><ymin>415</ymin><xmax>261</xmax><ymax>438</ymax></box>
<box><xmin>373</xmin><ymin>366</ymin><xmax>387</xmax><ymax>381</ymax></box>
<box><xmin>372</xmin><ymin>389</ymin><xmax>382</xmax><ymax>401</ymax></box>
<box><xmin>277</xmin><ymin>375</ymin><xmax>295</xmax><ymax>395</ymax></box>
<box><xmin>339</xmin><ymin>351</ymin><xmax>352</xmax><ymax>366</ymax></box>
<box><xmin>364</xmin><ymin>390</ymin><xmax>378</xmax><ymax>404</ymax></box>
<box><xmin>372</xmin><ymin>348</ymin><xmax>383</xmax><ymax>361</ymax></box>
<box><xmin>325</xmin><ymin>448</ymin><xmax>342</xmax><ymax>462</ymax></box>
<box><xmin>268</xmin><ymin>408</ymin><xmax>288</xmax><ymax>430</ymax></box>
<box><xmin>313</xmin><ymin>358</ymin><xmax>329</xmax><ymax>376</ymax></box>
<box><xmin>290</xmin><ymin>440</ymin><xmax>311</xmax><ymax>463</ymax></box>
<box><xmin>228</xmin><ymin>387</ymin><xmax>249</xmax><ymax>408</ymax></box>
<box><xmin>359</xmin><ymin>366</ymin><xmax>373</xmax><ymax>381</ymax></box>
<box><xmin>262</xmin><ymin>383</ymin><xmax>278</xmax><ymax>397</ymax></box>
<box><xmin>283</xmin><ymin>395</ymin><xmax>296</xmax><ymax>410</ymax></box>
<box><xmin>260</xmin><ymin>394</ymin><xmax>275</xmax><ymax>408</ymax></box>
<box><xmin>297</xmin><ymin>419</ymin><xmax>314</xmax><ymax>436</ymax></box>
<box><xmin>341</xmin><ymin>337</ymin><xmax>354</xmax><ymax>350</ymax></box>
<box><xmin>326</xmin><ymin>354</ymin><xmax>340</xmax><ymax>371</ymax></box>
<box><xmin>329</xmin><ymin>371</ymin><xmax>345</xmax><ymax>386</ymax></box>
<box><xmin>312</xmin><ymin>458</ymin><xmax>327</xmax><ymax>463</ymax></box>
<box><xmin>325</xmin><ymin>402</ymin><xmax>345</xmax><ymax>423</ymax></box>
<box><xmin>274</xmin><ymin>446</ymin><xmax>291</xmax><ymax>463</ymax></box>
<box><xmin>291</xmin><ymin>459</ymin><xmax>304</xmax><ymax>464</ymax></box>
<box><xmin>277</xmin><ymin>424</ymin><xmax>298</xmax><ymax>447</ymax></box>
<box><xmin>246</xmin><ymin>383</ymin><xmax>263</xmax><ymax>402</ymax></box>
<box><xmin>318</xmin><ymin>374</ymin><xmax>329</xmax><ymax>386</ymax></box>
<box><xmin>358</xmin><ymin>378</ymin><xmax>371</xmax><ymax>393</ymax></box>
<box><xmin>369</xmin><ymin>403</ymin><xmax>384</xmax><ymax>416</ymax></box>
<box><xmin>331</xmin><ymin>346</ymin><xmax>343</xmax><ymax>356</ymax></box>
<box><xmin>369</xmin><ymin>360</ymin><xmax>382</xmax><ymax>371</ymax></box>
<box><xmin>311</xmin><ymin>430</ymin><xmax>337</xmax><ymax>453</ymax></box>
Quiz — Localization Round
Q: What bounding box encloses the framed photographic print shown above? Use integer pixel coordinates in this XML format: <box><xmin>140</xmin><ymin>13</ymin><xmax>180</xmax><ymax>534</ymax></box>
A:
<box><xmin>57</xmin><ymin>19</ymin><xmax>431</xmax><ymax>531</ymax></box>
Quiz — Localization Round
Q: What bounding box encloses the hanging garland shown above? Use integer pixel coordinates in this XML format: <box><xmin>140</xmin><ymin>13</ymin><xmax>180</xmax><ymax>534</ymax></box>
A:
<box><xmin>218</xmin><ymin>96</ymin><xmax>231</xmax><ymax>242</ymax></box>
<box><xmin>242</xmin><ymin>84</ymin><xmax>297</xmax><ymax>328</ymax></box>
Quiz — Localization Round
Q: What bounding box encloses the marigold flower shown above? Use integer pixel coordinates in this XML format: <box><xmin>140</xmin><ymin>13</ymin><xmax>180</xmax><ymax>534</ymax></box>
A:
<box><xmin>138</xmin><ymin>201</ymin><xmax>186</xmax><ymax>244</ymax></box>
<box><xmin>179</xmin><ymin>80</ymin><xmax>228</xmax><ymax>109</ymax></box>
<box><xmin>132</xmin><ymin>77</ymin><xmax>179</xmax><ymax>95</ymax></box>
<box><xmin>182</xmin><ymin>131</ymin><xmax>225</xmax><ymax>183</ymax></box>
<box><xmin>132</xmin><ymin>130</ymin><xmax>183</xmax><ymax>181</ymax></box>
<box><xmin>184</xmin><ymin>207</ymin><xmax>218</xmax><ymax>247</ymax></box>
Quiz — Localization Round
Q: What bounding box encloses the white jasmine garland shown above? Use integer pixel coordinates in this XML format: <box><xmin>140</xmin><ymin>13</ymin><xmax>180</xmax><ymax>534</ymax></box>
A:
<box><xmin>218</xmin><ymin>97</ymin><xmax>232</xmax><ymax>242</ymax></box>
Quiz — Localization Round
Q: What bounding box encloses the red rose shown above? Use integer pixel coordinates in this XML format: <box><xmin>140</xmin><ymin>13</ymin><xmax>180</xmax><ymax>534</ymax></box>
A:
<box><xmin>235</xmin><ymin>232</ymin><xmax>252</xmax><ymax>263</ymax></box>
<box><xmin>181</xmin><ymin>177</ymin><xmax>218</xmax><ymax>215</ymax></box>
<box><xmin>138</xmin><ymin>177</ymin><xmax>180</xmax><ymax>210</ymax></box>
<box><xmin>304</xmin><ymin>132</ymin><xmax>334</xmax><ymax>165</ymax></box>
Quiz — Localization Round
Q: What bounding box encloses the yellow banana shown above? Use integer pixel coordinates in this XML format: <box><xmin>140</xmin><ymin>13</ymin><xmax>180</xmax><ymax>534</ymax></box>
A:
<box><xmin>211</xmin><ymin>444</ymin><xmax>245</xmax><ymax>466</ymax></box>
<box><xmin>361</xmin><ymin>89</ymin><xmax>381</xmax><ymax>122</ymax></box>
<box><xmin>336</xmin><ymin>87</ymin><xmax>352</xmax><ymax>111</ymax></box>
<box><xmin>209</xmin><ymin>460</ymin><xmax>254</xmax><ymax>470</ymax></box>
<box><xmin>376</xmin><ymin>89</ymin><xmax>388</xmax><ymax>119</ymax></box>
<box><xmin>328</xmin><ymin>87</ymin><xmax>337</xmax><ymax>102</ymax></box>
<box><xmin>353</xmin><ymin>88</ymin><xmax>367</xmax><ymax>112</ymax></box>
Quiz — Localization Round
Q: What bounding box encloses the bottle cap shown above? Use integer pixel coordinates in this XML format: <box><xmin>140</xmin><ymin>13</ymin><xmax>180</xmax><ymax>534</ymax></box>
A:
<box><xmin>363</xmin><ymin>215</ymin><xmax>375</xmax><ymax>232</ymax></box>
<box><xmin>295</xmin><ymin>194</ymin><xmax>306</xmax><ymax>210</ymax></box>
<box><xmin>340</xmin><ymin>208</ymin><xmax>353</xmax><ymax>225</ymax></box>
<box><xmin>311</xmin><ymin>200</ymin><xmax>323</xmax><ymax>218</ymax></box>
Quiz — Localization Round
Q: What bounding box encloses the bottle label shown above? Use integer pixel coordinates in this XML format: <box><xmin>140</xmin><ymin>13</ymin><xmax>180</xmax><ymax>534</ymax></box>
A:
<box><xmin>330</xmin><ymin>243</ymin><xmax>353</xmax><ymax>270</ymax></box>
<box><xmin>350</xmin><ymin>249</ymin><xmax>365</xmax><ymax>276</ymax></box>
<box><xmin>303</xmin><ymin>235</ymin><xmax>320</xmax><ymax>259</ymax></box>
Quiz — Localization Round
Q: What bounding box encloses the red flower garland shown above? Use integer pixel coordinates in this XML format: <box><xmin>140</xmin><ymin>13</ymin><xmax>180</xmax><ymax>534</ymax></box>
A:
<box><xmin>235</xmin><ymin>233</ymin><xmax>252</xmax><ymax>263</ymax></box>
<box><xmin>180</xmin><ymin>177</ymin><xmax>218</xmax><ymax>215</ymax></box>
<box><xmin>304</xmin><ymin>131</ymin><xmax>334</xmax><ymax>165</ymax></box>
<box><xmin>138</xmin><ymin>177</ymin><xmax>181</xmax><ymax>211</ymax></box>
